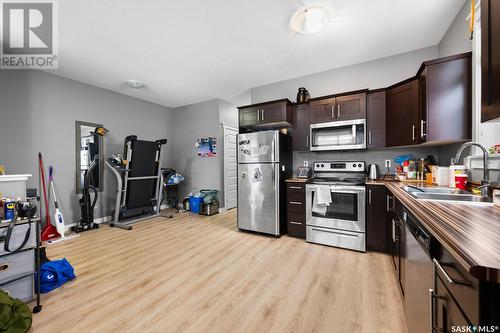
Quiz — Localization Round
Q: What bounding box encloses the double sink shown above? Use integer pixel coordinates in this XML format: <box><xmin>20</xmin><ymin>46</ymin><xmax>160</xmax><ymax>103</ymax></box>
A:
<box><xmin>403</xmin><ymin>185</ymin><xmax>493</xmax><ymax>205</ymax></box>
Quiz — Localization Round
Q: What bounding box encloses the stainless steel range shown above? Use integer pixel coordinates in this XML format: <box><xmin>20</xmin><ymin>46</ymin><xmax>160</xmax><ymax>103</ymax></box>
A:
<box><xmin>306</xmin><ymin>161</ymin><xmax>366</xmax><ymax>252</ymax></box>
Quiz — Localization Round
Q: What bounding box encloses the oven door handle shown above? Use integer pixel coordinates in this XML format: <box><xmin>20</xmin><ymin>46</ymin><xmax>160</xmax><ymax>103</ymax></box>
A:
<box><xmin>307</xmin><ymin>186</ymin><xmax>365</xmax><ymax>193</ymax></box>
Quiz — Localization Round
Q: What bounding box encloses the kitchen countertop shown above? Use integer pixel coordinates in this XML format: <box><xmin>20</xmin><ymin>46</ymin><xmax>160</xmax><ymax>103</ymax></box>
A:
<box><xmin>367</xmin><ymin>180</ymin><xmax>500</xmax><ymax>283</ymax></box>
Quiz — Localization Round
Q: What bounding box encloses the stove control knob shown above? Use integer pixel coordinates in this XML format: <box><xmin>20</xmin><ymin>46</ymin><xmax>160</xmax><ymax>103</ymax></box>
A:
<box><xmin>352</xmin><ymin>163</ymin><xmax>356</xmax><ymax>168</ymax></box>
<box><xmin>316</xmin><ymin>163</ymin><xmax>320</xmax><ymax>168</ymax></box>
<box><xmin>321</xmin><ymin>164</ymin><xmax>324</xmax><ymax>168</ymax></box>
<box><xmin>358</xmin><ymin>164</ymin><xmax>362</xmax><ymax>168</ymax></box>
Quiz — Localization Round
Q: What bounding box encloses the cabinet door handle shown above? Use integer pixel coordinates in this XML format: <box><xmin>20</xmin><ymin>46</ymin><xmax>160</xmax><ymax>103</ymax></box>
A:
<box><xmin>429</xmin><ymin>288</ymin><xmax>445</xmax><ymax>331</ymax></box>
<box><xmin>429</xmin><ymin>288</ymin><xmax>435</xmax><ymax>331</ymax></box>
<box><xmin>433</xmin><ymin>259</ymin><xmax>454</xmax><ymax>285</ymax></box>
<box><xmin>392</xmin><ymin>219</ymin><xmax>396</xmax><ymax>242</ymax></box>
<box><xmin>306</xmin><ymin>135</ymin><xmax>309</xmax><ymax>148</ymax></box>
<box><xmin>386</xmin><ymin>195</ymin><xmax>391</xmax><ymax>212</ymax></box>
<box><xmin>261</xmin><ymin>109</ymin><xmax>265</xmax><ymax>121</ymax></box>
<box><xmin>289</xmin><ymin>201</ymin><xmax>302</xmax><ymax>205</ymax></box>
<box><xmin>412</xmin><ymin>125</ymin><xmax>416</xmax><ymax>141</ymax></box>
<box><xmin>421</xmin><ymin>120</ymin><xmax>426</xmax><ymax>138</ymax></box>
<box><xmin>432</xmin><ymin>259</ymin><xmax>470</xmax><ymax>286</ymax></box>
<box><xmin>368</xmin><ymin>189</ymin><xmax>372</xmax><ymax>205</ymax></box>
<box><xmin>368</xmin><ymin>131</ymin><xmax>372</xmax><ymax>145</ymax></box>
<box><xmin>289</xmin><ymin>186</ymin><xmax>302</xmax><ymax>190</ymax></box>
<box><xmin>289</xmin><ymin>221</ymin><xmax>302</xmax><ymax>225</ymax></box>
<box><xmin>337</xmin><ymin>104</ymin><xmax>341</xmax><ymax>118</ymax></box>
<box><xmin>257</xmin><ymin>110</ymin><xmax>260</xmax><ymax>122</ymax></box>
<box><xmin>331</xmin><ymin>105</ymin><xmax>334</xmax><ymax>118</ymax></box>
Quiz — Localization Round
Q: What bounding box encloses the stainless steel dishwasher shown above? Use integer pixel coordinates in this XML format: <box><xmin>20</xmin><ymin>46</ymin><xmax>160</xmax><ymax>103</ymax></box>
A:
<box><xmin>403</xmin><ymin>208</ymin><xmax>435</xmax><ymax>333</ymax></box>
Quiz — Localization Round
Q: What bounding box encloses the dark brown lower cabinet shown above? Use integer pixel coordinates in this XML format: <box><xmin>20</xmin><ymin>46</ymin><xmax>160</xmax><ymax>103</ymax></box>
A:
<box><xmin>286</xmin><ymin>182</ymin><xmax>306</xmax><ymax>239</ymax></box>
<box><xmin>366</xmin><ymin>185</ymin><xmax>390</xmax><ymax>252</ymax></box>
<box><xmin>434</xmin><ymin>271</ymin><xmax>471</xmax><ymax>332</ymax></box>
<box><xmin>388</xmin><ymin>193</ymin><xmax>405</xmax><ymax>296</ymax></box>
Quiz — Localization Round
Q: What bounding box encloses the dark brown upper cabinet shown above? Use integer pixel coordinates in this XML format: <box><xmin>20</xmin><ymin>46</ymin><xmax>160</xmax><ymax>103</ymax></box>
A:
<box><xmin>309</xmin><ymin>97</ymin><xmax>336</xmax><ymax>123</ymax></box>
<box><xmin>481</xmin><ymin>0</ymin><xmax>500</xmax><ymax>122</ymax></box>
<box><xmin>417</xmin><ymin>53</ymin><xmax>472</xmax><ymax>143</ymax></box>
<box><xmin>238</xmin><ymin>99</ymin><xmax>292</xmax><ymax>129</ymax></box>
<box><xmin>386</xmin><ymin>79</ymin><xmax>420</xmax><ymax>147</ymax></box>
<box><xmin>239</xmin><ymin>106</ymin><xmax>260</xmax><ymax>127</ymax></box>
<box><xmin>291</xmin><ymin>103</ymin><xmax>310</xmax><ymax>151</ymax></box>
<box><xmin>367</xmin><ymin>90</ymin><xmax>386</xmax><ymax>148</ymax></box>
<box><xmin>309</xmin><ymin>91</ymin><xmax>367</xmax><ymax>124</ymax></box>
<box><xmin>335</xmin><ymin>92</ymin><xmax>367</xmax><ymax>121</ymax></box>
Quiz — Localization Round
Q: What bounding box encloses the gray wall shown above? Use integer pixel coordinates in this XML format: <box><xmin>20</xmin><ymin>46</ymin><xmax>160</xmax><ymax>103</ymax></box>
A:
<box><xmin>0</xmin><ymin>70</ymin><xmax>174</xmax><ymax>224</ymax></box>
<box><xmin>249</xmin><ymin>46</ymin><xmax>447</xmax><ymax>173</ymax></box>
<box><xmin>219</xmin><ymin>100</ymin><xmax>238</xmax><ymax>128</ymax></box>
<box><xmin>438</xmin><ymin>0</ymin><xmax>472</xmax><ymax>58</ymax></box>
<box><xmin>170</xmin><ymin>98</ymin><xmax>239</xmax><ymax>207</ymax></box>
<box><xmin>171</xmin><ymin>99</ymin><xmax>223</xmax><ymax>203</ymax></box>
<box><xmin>438</xmin><ymin>0</ymin><xmax>500</xmax><ymax>184</ymax></box>
<box><xmin>250</xmin><ymin>46</ymin><xmax>439</xmax><ymax>104</ymax></box>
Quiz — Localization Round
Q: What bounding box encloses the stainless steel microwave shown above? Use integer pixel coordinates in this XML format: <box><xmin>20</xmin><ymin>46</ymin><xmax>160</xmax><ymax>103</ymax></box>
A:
<box><xmin>310</xmin><ymin>119</ymin><xmax>367</xmax><ymax>151</ymax></box>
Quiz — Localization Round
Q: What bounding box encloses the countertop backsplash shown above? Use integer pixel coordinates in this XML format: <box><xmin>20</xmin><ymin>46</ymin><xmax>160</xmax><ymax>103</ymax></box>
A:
<box><xmin>292</xmin><ymin>146</ymin><xmax>442</xmax><ymax>175</ymax></box>
<box><xmin>292</xmin><ymin>144</ymin><xmax>499</xmax><ymax>186</ymax></box>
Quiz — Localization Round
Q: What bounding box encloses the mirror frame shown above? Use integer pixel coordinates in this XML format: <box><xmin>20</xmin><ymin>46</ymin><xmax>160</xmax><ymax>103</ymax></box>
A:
<box><xmin>75</xmin><ymin>120</ymin><xmax>104</xmax><ymax>194</ymax></box>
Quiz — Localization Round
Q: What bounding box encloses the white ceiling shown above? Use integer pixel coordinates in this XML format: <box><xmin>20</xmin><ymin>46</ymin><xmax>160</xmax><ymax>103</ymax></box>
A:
<box><xmin>48</xmin><ymin>0</ymin><xmax>464</xmax><ymax>108</ymax></box>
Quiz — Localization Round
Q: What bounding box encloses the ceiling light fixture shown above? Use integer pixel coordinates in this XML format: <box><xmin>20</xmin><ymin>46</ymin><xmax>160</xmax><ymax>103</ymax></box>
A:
<box><xmin>126</xmin><ymin>79</ymin><xmax>145</xmax><ymax>89</ymax></box>
<box><xmin>290</xmin><ymin>7</ymin><xmax>330</xmax><ymax>35</ymax></box>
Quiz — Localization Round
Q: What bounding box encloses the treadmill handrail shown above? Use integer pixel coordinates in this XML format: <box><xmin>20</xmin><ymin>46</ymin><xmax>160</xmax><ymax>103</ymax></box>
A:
<box><xmin>128</xmin><ymin>176</ymin><xmax>160</xmax><ymax>181</ymax></box>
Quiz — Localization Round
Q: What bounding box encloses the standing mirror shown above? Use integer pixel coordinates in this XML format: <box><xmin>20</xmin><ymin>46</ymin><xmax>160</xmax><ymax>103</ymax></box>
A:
<box><xmin>76</xmin><ymin>121</ymin><xmax>104</xmax><ymax>193</ymax></box>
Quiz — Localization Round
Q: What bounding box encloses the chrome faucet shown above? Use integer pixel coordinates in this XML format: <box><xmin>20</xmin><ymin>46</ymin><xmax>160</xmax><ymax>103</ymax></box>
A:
<box><xmin>453</xmin><ymin>142</ymin><xmax>490</xmax><ymax>196</ymax></box>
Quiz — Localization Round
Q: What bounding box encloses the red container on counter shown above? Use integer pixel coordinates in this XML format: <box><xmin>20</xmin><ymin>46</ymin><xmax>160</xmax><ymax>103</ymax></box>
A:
<box><xmin>455</xmin><ymin>174</ymin><xmax>468</xmax><ymax>190</ymax></box>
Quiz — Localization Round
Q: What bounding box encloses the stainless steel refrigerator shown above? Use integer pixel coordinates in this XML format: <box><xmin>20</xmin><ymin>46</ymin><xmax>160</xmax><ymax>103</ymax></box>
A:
<box><xmin>237</xmin><ymin>130</ymin><xmax>292</xmax><ymax>236</ymax></box>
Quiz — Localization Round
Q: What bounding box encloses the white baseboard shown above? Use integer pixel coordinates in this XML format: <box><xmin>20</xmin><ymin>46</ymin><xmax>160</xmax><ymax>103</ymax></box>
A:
<box><xmin>65</xmin><ymin>215</ymin><xmax>112</xmax><ymax>231</ymax></box>
<box><xmin>65</xmin><ymin>205</ymin><xmax>169</xmax><ymax>231</ymax></box>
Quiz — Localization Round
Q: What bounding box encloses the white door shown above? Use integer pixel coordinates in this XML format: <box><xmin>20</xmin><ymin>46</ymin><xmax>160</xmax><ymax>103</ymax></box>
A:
<box><xmin>223</xmin><ymin>125</ymin><xmax>238</xmax><ymax>209</ymax></box>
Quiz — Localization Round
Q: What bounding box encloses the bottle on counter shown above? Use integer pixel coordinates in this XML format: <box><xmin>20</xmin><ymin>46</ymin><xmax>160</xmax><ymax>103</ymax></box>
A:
<box><xmin>407</xmin><ymin>160</ymin><xmax>416</xmax><ymax>180</ymax></box>
<box><xmin>419</xmin><ymin>158</ymin><xmax>426</xmax><ymax>181</ymax></box>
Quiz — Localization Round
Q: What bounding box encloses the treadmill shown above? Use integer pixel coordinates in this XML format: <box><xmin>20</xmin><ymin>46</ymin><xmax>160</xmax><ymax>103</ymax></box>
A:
<box><xmin>107</xmin><ymin>135</ymin><xmax>167</xmax><ymax>230</ymax></box>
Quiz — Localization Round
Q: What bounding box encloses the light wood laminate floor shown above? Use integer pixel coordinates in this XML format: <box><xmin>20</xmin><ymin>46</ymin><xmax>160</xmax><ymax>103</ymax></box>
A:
<box><xmin>31</xmin><ymin>209</ymin><xmax>407</xmax><ymax>333</ymax></box>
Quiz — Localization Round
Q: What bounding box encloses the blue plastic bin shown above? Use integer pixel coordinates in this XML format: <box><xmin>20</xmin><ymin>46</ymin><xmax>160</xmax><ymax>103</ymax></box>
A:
<box><xmin>189</xmin><ymin>196</ymin><xmax>203</xmax><ymax>214</ymax></box>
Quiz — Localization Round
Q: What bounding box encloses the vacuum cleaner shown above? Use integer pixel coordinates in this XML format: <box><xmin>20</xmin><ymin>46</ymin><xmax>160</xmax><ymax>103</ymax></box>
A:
<box><xmin>73</xmin><ymin>126</ymin><xmax>108</xmax><ymax>233</ymax></box>
<box><xmin>73</xmin><ymin>158</ymin><xmax>99</xmax><ymax>233</ymax></box>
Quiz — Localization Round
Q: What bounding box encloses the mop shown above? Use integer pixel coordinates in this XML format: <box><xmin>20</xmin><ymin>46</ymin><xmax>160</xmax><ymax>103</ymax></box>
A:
<box><xmin>47</xmin><ymin>166</ymin><xmax>79</xmax><ymax>244</ymax></box>
<box><xmin>40</xmin><ymin>153</ymin><xmax>60</xmax><ymax>241</ymax></box>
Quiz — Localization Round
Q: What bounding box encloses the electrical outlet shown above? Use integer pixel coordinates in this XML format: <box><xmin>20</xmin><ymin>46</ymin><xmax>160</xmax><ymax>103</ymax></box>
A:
<box><xmin>385</xmin><ymin>160</ymin><xmax>391</xmax><ymax>168</ymax></box>
<box><xmin>303</xmin><ymin>161</ymin><xmax>308</xmax><ymax>167</ymax></box>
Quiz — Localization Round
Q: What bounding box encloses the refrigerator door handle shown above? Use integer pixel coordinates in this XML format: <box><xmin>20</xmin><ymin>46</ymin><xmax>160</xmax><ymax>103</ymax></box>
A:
<box><xmin>274</xmin><ymin>163</ymin><xmax>280</xmax><ymax>234</ymax></box>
